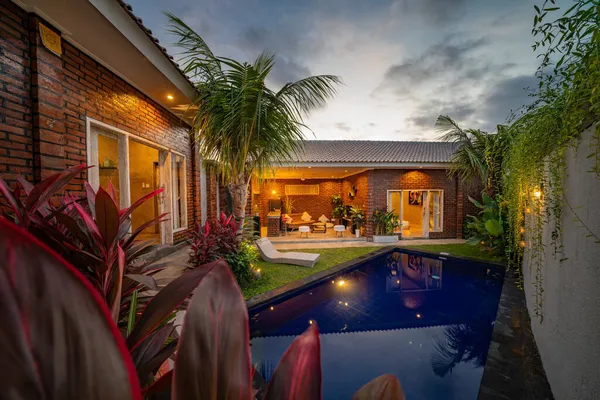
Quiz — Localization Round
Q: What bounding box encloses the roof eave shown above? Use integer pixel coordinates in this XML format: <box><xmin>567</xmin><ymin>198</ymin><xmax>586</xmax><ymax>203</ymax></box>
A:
<box><xmin>275</xmin><ymin>162</ymin><xmax>453</xmax><ymax>169</ymax></box>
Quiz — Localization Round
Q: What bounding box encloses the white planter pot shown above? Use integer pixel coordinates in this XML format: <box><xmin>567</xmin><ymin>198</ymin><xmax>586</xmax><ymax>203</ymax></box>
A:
<box><xmin>355</xmin><ymin>230</ymin><xmax>360</xmax><ymax>238</ymax></box>
<box><xmin>373</xmin><ymin>235</ymin><xmax>399</xmax><ymax>243</ymax></box>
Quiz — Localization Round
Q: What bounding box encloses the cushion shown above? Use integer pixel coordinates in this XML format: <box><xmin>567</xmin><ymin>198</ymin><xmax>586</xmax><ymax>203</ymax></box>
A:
<box><xmin>318</xmin><ymin>214</ymin><xmax>329</xmax><ymax>223</ymax></box>
<box><xmin>301</xmin><ymin>212</ymin><xmax>312</xmax><ymax>222</ymax></box>
<box><xmin>282</xmin><ymin>214</ymin><xmax>292</xmax><ymax>223</ymax></box>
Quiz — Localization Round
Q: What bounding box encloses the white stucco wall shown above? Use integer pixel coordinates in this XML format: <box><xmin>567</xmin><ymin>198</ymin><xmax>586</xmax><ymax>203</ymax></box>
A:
<box><xmin>523</xmin><ymin>125</ymin><xmax>600</xmax><ymax>400</ymax></box>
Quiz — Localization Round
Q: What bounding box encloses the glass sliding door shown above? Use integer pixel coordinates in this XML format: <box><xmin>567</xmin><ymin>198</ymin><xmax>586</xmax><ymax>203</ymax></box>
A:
<box><xmin>97</xmin><ymin>132</ymin><xmax>121</xmax><ymax>205</ymax></box>
<box><xmin>88</xmin><ymin>120</ymin><xmax>187</xmax><ymax>246</ymax></box>
<box><xmin>387</xmin><ymin>191</ymin><xmax>402</xmax><ymax>234</ymax></box>
<box><xmin>428</xmin><ymin>190</ymin><xmax>443</xmax><ymax>232</ymax></box>
<box><xmin>128</xmin><ymin>140</ymin><xmax>160</xmax><ymax>242</ymax></box>
<box><xmin>172</xmin><ymin>154</ymin><xmax>187</xmax><ymax>230</ymax></box>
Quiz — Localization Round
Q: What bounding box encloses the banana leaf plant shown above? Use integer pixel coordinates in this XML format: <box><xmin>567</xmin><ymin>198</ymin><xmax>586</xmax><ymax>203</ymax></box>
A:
<box><xmin>0</xmin><ymin>217</ymin><xmax>407</xmax><ymax>399</ymax></box>
<box><xmin>465</xmin><ymin>193</ymin><xmax>508</xmax><ymax>254</ymax></box>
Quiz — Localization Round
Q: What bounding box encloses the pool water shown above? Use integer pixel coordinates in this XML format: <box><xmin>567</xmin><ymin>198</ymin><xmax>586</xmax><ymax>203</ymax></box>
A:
<box><xmin>249</xmin><ymin>250</ymin><xmax>504</xmax><ymax>400</ymax></box>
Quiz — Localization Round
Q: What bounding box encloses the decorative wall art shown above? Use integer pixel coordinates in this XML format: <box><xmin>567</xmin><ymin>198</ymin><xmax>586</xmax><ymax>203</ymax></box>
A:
<box><xmin>408</xmin><ymin>191</ymin><xmax>423</xmax><ymax>206</ymax></box>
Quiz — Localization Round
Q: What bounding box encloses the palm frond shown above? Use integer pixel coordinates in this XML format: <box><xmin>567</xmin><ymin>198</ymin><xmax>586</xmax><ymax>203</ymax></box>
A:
<box><xmin>276</xmin><ymin>75</ymin><xmax>343</xmax><ymax>119</ymax></box>
<box><xmin>165</xmin><ymin>12</ymin><xmax>222</xmax><ymax>81</ymax></box>
<box><xmin>167</xmin><ymin>15</ymin><xmax>341</xmax><ymax>218</ymax></box>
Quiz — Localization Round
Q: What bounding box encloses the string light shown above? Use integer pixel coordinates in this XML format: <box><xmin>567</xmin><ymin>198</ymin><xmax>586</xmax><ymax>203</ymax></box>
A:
<box><xmin>344</xmin><ymin>302</ymin><xmax>348</xmax><ymax>306</ymax></box>
<box><xmin>533</xmin><ymin>190</ymin><xmax>542</xmax><ymax>198</ymax></box>
<box><xmin>520</xmin><ymin>227</ymin><xmax>525</xmax><ymax>233</ymax></box>
<box><xmin>525</xmin><ymin>208</ymin><xmax>531</xmax><ymax>213</ymax></box>
<box><xmin>270</xmin><ymin>306</ymin><xmax>274</xmax><ymax>310</ymax></box>
<box><xmin>416</xmin><ymin>313</ymin><xmax>422</xmax><ymax>319</ymax></box>
<box><xmin>520</xmin><ymin>241</ymin><xmax>526</xmax><ymax>248</ymax></box>
<box><xmin>338</xmin><ymin>280</ymin><xmax>345</xmax><ymax>286</ymax></box>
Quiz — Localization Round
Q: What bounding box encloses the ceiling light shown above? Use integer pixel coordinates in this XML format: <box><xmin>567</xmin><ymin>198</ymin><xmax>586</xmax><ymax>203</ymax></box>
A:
<box><xmin>167</xmin><ymin>94</ymin><xmax>174</xmax><ymax>100</ymax></box>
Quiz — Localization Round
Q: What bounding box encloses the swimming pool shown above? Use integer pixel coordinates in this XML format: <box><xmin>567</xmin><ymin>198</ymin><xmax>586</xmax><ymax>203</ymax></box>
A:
<box><xmin>249</xmin><ymin>249</ymin><xmax>504</xmax><ymax>400</ymax></box>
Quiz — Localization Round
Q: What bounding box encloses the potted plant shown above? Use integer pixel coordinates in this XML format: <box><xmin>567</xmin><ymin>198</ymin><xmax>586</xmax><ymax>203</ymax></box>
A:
<box><xmin>371</xmin><ymin>207</ymin><xmax>400</xmax><ymax>243</ymax></box>
<box><xmin>350</xmin><ymin>206</ymin><xmax>365</xmax><ymax>237</ymax></box>
<box><xmin>331</xmin><ymin>194</ymin><xmax>346</xmax><ymax>224</ymax></box>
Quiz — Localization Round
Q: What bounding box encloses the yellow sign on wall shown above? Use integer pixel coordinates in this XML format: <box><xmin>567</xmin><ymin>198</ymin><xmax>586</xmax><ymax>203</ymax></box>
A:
<box><xmin>39</xmin><ymin>23</ymin><xmax>62</xmax><ymax>56</ymax></box>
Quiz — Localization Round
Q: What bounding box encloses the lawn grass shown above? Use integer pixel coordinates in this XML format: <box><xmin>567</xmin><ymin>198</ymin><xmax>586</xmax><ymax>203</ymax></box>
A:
<box><xmin>242</xmin><ymin>246</ymin><xmax>383</xmax><ymax>299</ymax></box>
<box><xmin>402</xmin><ymin>243</ymin><xmax>505</xmax><ymax>263</ymax></box>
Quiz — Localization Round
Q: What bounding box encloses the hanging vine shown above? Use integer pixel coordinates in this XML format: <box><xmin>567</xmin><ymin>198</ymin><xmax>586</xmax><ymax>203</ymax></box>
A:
<box><xmin>503</xmin><ymin>0</ymin><xmax>600</xmax><ymax>319</ymax></box>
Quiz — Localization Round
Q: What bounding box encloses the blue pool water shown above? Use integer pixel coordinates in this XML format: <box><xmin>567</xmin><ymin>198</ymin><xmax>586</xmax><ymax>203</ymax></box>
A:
<box><xmin>249</xmin><ymin>249</ymin><xmax>504</xmax><ymax>400</ymax></box>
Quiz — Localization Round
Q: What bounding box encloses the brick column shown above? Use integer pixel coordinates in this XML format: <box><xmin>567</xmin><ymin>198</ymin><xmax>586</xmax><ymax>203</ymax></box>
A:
<box><xmin>29</xmin><ymin>16</ymin><xmax>66</xmax><ymax>182</ymax></box>
<box><xmin>456</xmin><ymin>177</ymin><xmax>464</xmax><ymax>239</ymax></box>
<box><xmin>366</xmin><ymin>170</ymin><xmax>374</xmax><ymax>241</ymax></box>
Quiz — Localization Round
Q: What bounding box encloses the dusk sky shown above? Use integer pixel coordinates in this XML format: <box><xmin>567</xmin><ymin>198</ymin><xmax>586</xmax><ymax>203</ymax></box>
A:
<box><xmin>128</xmin><ymin>0</ymin><xmax>558</xmax><ymax>141</ymax></box>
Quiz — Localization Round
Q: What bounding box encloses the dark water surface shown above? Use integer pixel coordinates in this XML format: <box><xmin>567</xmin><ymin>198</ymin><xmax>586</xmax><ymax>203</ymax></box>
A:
<box><xmin>249</xmin><ymin>250</ymin><xmax>504</xmax><ymax>400</ymax></box>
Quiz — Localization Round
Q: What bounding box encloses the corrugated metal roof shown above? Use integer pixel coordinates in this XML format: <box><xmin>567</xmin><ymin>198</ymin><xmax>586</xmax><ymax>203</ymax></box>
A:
<box><xmin>289</xmin><ymin>141</ymin><xmax>457</xmax><ymax>164</ymax></box>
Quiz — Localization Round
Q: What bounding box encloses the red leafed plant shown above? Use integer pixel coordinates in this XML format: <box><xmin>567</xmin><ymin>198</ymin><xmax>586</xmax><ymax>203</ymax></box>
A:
<box><xmin>0</xmin><ymin>217</ymin><xmax>407</xmax><ymax>400</ymax></box>
<box><xmin>0</xmin><ymin>165</ymin><xmax>167</xmax><ymax>321</ymax></box>
<box><xmin>189</xmin><ymin>212</ymin><xmax>239</xmax><ymax>267</ymax></box>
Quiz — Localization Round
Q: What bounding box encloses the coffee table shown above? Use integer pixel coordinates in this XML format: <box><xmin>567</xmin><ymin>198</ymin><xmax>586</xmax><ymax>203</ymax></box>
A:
<box><xmin>312</xmin><ymin>222</ymin><xmax>327</xmax><ymax>233</ymax></box>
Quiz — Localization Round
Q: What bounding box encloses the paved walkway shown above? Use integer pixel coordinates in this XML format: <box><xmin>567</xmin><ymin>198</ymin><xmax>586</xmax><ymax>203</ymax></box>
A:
<box><xmin>273</xmin><ymin>238</ymin><xmax>465</xmax><ymax>250</ymax></box>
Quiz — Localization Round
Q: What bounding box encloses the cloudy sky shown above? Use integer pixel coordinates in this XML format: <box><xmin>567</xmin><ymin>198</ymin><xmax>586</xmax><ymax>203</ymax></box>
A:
<box><xmin>128</xmin><ymin>0</ymin><xmax>557</xmax><ymax>140</ymax></box>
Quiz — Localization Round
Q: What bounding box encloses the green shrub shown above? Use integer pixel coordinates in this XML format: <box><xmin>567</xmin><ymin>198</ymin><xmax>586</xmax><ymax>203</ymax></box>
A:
<box><xmin>225</xmin><ymin>241</ymin><xmax>258</xmax><ymax>288</ymax></box>
<box><xmin>465</xmin><ymin>193</ymin><xmax>508</xmax><ymax>254</ymax></box>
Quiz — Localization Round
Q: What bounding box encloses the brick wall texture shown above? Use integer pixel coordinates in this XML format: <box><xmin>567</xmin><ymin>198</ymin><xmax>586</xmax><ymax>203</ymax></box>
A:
<box><xmin>0</xmin><ymin>2</ymin><xmax>198</xmax><ymax>244</ymax></box>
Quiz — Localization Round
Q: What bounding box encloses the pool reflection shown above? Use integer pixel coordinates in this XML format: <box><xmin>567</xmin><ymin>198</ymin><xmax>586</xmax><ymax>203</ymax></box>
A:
<box><xmin>249</xmin><ymin>251</ymin><xmax>504</xmax><ymax>400</ymax></box>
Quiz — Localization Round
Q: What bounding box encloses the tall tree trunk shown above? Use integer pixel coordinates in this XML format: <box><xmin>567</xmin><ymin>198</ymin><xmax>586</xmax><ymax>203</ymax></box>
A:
<box><xmin>227</xmin><ymin>181</ymin><xmax>248</xmax><ymax>234</ymax></box>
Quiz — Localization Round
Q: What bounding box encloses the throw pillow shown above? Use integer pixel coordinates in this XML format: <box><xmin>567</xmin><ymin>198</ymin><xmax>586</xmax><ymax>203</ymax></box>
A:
<box><xmin>301</xmin><ymin>212</ymin><xmax>312</xmax><ymax>222</ymax></box>
<box><xmin>318</xmin><ymin>214</ymin><xmax>329</xmax><ymax>223</ymax></box>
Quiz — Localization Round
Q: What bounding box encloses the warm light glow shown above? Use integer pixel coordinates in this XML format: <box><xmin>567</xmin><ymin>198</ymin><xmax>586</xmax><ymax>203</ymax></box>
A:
<box><xmin>481</xmin><ymin>241</ymin><xmax>485</xmax><ymax>245</ymax></box>
<box><xmin>525</xmin><ymin>208</ymin><xmax>531</xmax><ymax>213</ymax></box>
<box><xmin>256</xmin><ymin>269</ymin><xmax>261</xmax><ymax>273</ymax></box>
<box><xmin>520</xmin><ymin>227</ymin><xmax>525</xmax><ymax>234</ymax></box>
<box><xmin>520</xmin><ymin>241</ymin><xmax>526</xmax><ymax>247</ymax></box>
<box><xmin>416</xmin><ymin>313</ymin><xmax>422</xmax><ymax>319</ymax></box>
<box><xmin>332</xmin><ymin>280</ymin><xmax>335</xmax><ymax>284</ymax></box>
<box><xmin>338</xmin><ymin>280</ymin><xmax>345</xmax><ymax>286</ymax></box>
<box><xmin>339</xmin><ymin>301</ymin><xmax>342</xmax><ymax>304</ymax></box>
<box><xmin>309</xmin><ymin>320</ymin><xmax>314</xmax><ymax>325</ymax></box>
<box><xmin>396</xmin><ymin>280</ymin><xmax>400</xmax><ymax>284</ymax></box>
<box><xmin>533</xmin><ymin>189</ymin><xmax>542</xmax><ymax>198</ymax></box>
<box><xmin>344</xmin><ymin>170</ymin><xmax>348</xmax><ymax>172</ymax></box>
<box><xmin>308</xmin><ymin>166</ymin><xmax>312</xmax><ymax>169</ymax></box>
<box><xmin>344</xmin><ymin>302</ymin><xmax>348</xmax><ymax>306</ymax></box>
<box><xmin>270</xmin><ymin>306</ymin><xmax>274</xmax><ymax>310</ymax></box>
<box><xmin>167</xmin><ymin>94</ymin><xmax>174</xmax><ymax>100</ymax></box>
<box><xmin>272</xmin><ymin>190</ymin><xmax>276</xmax><ymax>194</ymax></box>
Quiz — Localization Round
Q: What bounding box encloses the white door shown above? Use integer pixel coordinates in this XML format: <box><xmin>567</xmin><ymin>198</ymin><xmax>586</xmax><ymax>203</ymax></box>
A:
<box><xmin>158</xmin><ymin>150</ymin><xmax>173</xmax><ymax>245</ymax></box>
<box><xmin>422</xmin><ymin>191</ymin><xmax>430</xmax><ymax>238</ymax></box>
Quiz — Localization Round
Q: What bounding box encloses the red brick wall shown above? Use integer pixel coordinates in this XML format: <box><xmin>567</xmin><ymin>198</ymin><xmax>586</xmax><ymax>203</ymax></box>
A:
<box><xmin>0</xmin><ymin>6</ymin><xmax>197</xmax><ymax>244</ymax></box>
<box><xmin>342</xmin><ymin>171</ymin><xmax>369</xmax><ymax>210</ymax></box>
<box><xmin>256</xmin><ymin>179</ymin><xmax>342</xmax><ymax>226</ymax></box>
<box><xmin>368</xmin><ymin>169</ymin><xmax>459</xmax><ymax>239</ymax></box>
<box><xmin>0</xmin><ymin>0</ymin><xmax>33</xmax><ymax>192</ymax></box>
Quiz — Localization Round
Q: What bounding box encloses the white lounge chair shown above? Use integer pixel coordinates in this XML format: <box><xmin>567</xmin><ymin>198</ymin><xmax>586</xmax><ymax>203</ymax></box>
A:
<box><xmin>255</xmin><ymin>238</ymin><xmax>320</xmax><ymax>268</ymax></box>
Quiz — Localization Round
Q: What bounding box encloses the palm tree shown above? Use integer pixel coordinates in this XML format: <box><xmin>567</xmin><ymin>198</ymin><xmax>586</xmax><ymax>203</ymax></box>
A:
<box><xmin>167</xmin><ymin>14</ymin><xmax>342</xmax><ymax>224</ymax></box>
<box><xmin>435</xmin><ymin>115</ymin><xmax>509</xmax><ymax>195</ymax></box>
